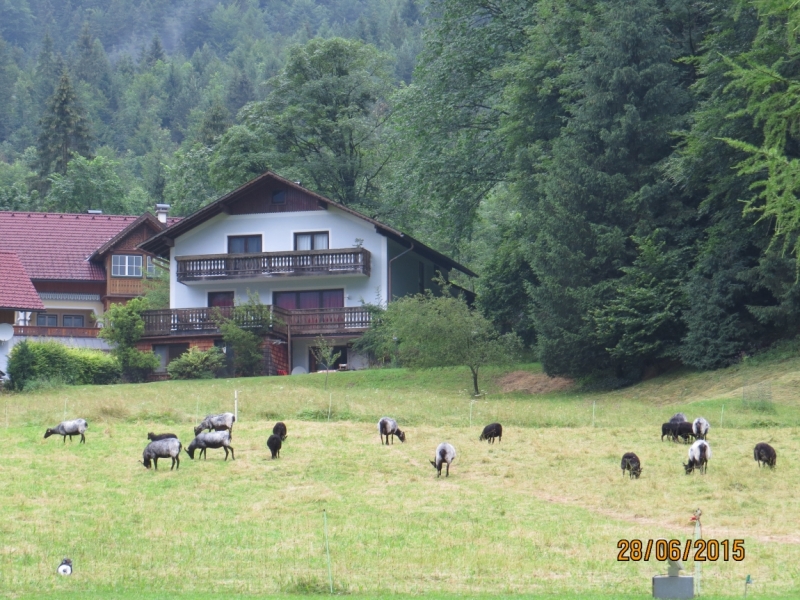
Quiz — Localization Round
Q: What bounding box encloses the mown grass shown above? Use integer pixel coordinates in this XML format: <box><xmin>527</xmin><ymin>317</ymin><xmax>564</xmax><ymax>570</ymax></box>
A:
<box><xmin>2</xmin><ymin>359</ymin><xmax>800</xmax><ymax>598</ymax></box>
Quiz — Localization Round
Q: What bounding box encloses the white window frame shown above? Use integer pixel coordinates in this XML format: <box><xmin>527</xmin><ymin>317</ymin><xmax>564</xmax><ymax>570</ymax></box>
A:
<box><xmin>112</xmin><ymin>254</ymin><xmax>143</xmax><ymax>277</ymax></box>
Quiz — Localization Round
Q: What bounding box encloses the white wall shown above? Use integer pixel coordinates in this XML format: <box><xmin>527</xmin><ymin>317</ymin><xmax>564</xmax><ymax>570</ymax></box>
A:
<box><xmin>170</xmin><ymin>207</ymin><xmax>388</xmax><ymax>309</ymax></box>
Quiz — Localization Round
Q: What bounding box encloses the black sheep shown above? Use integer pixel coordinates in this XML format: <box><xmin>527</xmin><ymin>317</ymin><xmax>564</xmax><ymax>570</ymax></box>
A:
<box><xmin>147</xmin><ymin>432</ymin><xmax>178</xmax><ymax>441</ymax></box>
<box><xmin>479</xmin><ymin>422</ymin><xmax>503</xmax><ymax>444</ymax></box>
<box><xmin>754</xmin><ymin>442</ymin><xmax>777</xmax><ymax>469</ymax></box>
<box><xmin>267</xmin><ymin>434</ymin><xmax>282</xmax><ymax>459</ymax></box>
<box><xmin>620</xmin><ymin>452</ymin><xmax>642</xmax><ymax>479</ymax></box>
<box><xmin>273</xmin><ymin>422</ymin><xmax>288</xmax><ymax>441</ymax></box>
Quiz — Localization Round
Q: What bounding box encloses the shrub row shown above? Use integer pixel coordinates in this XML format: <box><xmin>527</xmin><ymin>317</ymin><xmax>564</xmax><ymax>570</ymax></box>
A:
<box><xmin>6</xmin><ymin>340</ymin><xmax>121</xmax><ymax>390</ymax></box>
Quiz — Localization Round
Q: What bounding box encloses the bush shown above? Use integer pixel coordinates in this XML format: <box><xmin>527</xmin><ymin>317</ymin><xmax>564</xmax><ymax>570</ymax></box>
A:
<box><xmin>6</xmin><ymin>341</ymin><xmax>121</xmax><ymax>390</ymax></box>
<box><xmin>117</xmin><ymin>347</ymin><xmax>160</xmax><ymax>383</ymax></box>
<box><xmin>167</xmin><ymin>347</ymin><xmax>225</xmax><ymax>380</ymax></box>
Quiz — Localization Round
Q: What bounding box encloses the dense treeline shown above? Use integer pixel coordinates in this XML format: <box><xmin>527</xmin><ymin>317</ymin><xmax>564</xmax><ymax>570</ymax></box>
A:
<box><xmin>3</xmin><ymin>0</ymin><xmax>800</xmax><ymax>384</ymax></box>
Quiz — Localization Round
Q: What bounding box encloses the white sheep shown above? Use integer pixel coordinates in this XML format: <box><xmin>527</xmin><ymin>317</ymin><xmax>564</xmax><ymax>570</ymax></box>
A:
<box><xmin>44</xmin><ymin>419</ymin><xmax>88</xmax><ymax>444</ymax></box>
<box><xmin>684</xmin><ymin>440</ymin><xmax>711</xmax><ymax>474</ymax></box>
<box><xmin>692</xmin><ymin>417</ymin><xmax>710</xmax><ymax>440</ymax></box>
<box><xmin>378</xmin><ymin>417</ymin><xmax>406</xmax><ymax>445</ymax></box>
<box><xmin>430</xmin><ymin>442</ymin><xmax>456</xmax><ymax>477</ymax></box>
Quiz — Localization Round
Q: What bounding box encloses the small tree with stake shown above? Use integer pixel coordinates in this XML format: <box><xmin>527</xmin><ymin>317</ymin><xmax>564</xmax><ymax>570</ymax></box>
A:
<box><xmin>311</xmin><ymin>335</ymin><xmax>342</xmax><ymax>390</ymax></box>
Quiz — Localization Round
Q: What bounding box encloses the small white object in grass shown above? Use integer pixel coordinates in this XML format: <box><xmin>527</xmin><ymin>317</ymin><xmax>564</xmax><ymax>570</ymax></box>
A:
<box><xmin>57</xmin><ymin>558</ymin><xmax>72</xmax><ymax>575</ymax></box>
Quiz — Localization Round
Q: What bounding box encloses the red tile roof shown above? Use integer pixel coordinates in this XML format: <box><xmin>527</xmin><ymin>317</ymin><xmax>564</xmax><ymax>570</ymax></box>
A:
<box><xmin>0</xmin><ymin>212</ymin><xmax>180</xmax><ymax>282</ymax></box>
<box><xmin>0</xmin><ymin>251</ymin><xmax>44</xmax><ymax>310</ymax></box>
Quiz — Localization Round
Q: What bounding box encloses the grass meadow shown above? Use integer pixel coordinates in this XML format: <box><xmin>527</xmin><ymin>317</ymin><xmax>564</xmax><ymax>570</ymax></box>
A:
<box><xmin>2</xmin><ymin>352</ymin><xmax>800</xmax><ymax>599</ymax></box>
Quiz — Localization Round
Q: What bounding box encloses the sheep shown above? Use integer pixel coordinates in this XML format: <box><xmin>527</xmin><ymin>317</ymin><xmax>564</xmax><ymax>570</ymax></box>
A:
<box><xmin>692</xmin><ymin>417</ymin><xmax>710</xmax><ymax>440</ymax></box>
<box><xmin>670</xmin><ymin>413</ymin><xmax>688</xmax><ymax>423</ymax></box>
<box><xmin>674</xmin><ymin>421</ymin><xmax>695</xmax><ymax>444</ymax></box>
<box><xmin>660</xmin><ymin>422</ymin><xmax>675</xmax><ymax>441</ymax></box>
<box><xmin>273</xmin><ymin>422</ymin><xmax>288</xmax><ymax>441</ymax></box>
<box><xmin>141</xmin><ymin>438</ymin><xmax>182</xmax><ymax>470</ymax></box>
<box><xmin>267</xmin><ymin>434</ymin><xmax>282</xmax><ymax>459</ymax></box>
<box><xmin>684</xmin><ymin>440</ymin><xmax>711</xmax><ymax>474</ymax></box>
<box><xmin>147</xmin><ymin>432</ymin><xmax>178</xmax><ymax>441</ymax></box>
<box><xmin>185</xmin><ymin>431</ymin><xmax>235</xmax><ymax>461</ymax></box>
<box><xmin>754</xmin><ymin>442</ymin><xmax>777</xmax><ymax>469</ymax></box>
<box><xmin>430</xmin><ymin>443</ymin><xmax>456</xmax><ymax>478</ymax></box>
<box><xmin>194</xmin><ymin>412</ymin><xmax>236</xmax><ymax>437</ymax></box>
<box><xmin>620</xmin><ymin>452</ymin><xmax>642</xmax><ymax>479</ymax></box>
<box><xmin>479</xmin><ymin>422</ymin><xmax>503</xmax><ymax>444</ymax></box>
<box><xmin>44</xmin><ymin>419</ymin><xmax>88</xmax><ymax>444</ymax></box>
<box><xmin>378</xmin><ymin>417</ymin><xmax>406</xmax><ymax>445</ymax></box>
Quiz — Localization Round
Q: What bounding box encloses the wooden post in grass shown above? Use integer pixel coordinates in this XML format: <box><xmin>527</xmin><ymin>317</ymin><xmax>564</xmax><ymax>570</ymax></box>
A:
<box><xmin>323</xmin><ymin>509</ymin><xmax>333</xmax><ymax>593</ymax></box>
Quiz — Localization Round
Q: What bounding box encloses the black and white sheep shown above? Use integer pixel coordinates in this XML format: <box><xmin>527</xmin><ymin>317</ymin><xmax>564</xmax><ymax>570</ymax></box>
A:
<box><xmin>185</xmin><ymin>431</ymin><xmax>235</xmax><ymax>461</ymax></box>
<box><xmin>44</xmin><ymin>419</ymin><xmax>88</xmax><ymax>444</ymax></box>
<box><xmin>267</xmin><ymin>434</ymin><xmax>282</xmax><ymax>459</ymax></box>
<box><xmin>684</xmin><ymin>440</ymin><xmax>711</xmax><ymax>474</ymax></box>
<box><xmin>479</xmin><ymin>422</ymin><xmax>503</xmax><ymax>444</ymax></box>
<box><xmin>620</xmin><ymin>452</ymin><xmax>642</xmax><ymax>479</ymax></box>
<box><xmin>273</xmin><ymin>422</ymin><xmax>288</xmax><ymax>441</ymax></box>
<box><xmin>692</xmin><ymin>417</ymin><xmax>710</xmax><ymax>440</ymax></box>
<box><xmin>378</xmin><ymin>417</ymin><xmax>406</xmax><ymax>445</ymax></box>
<box><xmin>754</xmin><ymin>442</ymin><xmax>777</xmax><ymax>469</ymax></box>
<box><xmin>430</xmin><ymin>442</ymin><xmax>456</xmax><ymax>478</ymax></box>
<box><xmin>147</xmin><ymin>432</ymin><xmax>178</xmax><ymax>441</ymax></box>
<box><xmin>194</xmin><ymin>412</ymin><xmax>236</xmax><ymax>437</ymax></box>
<box><xmin>141</xmin><ymin>438</ymin><xmax>182</xmax><ymax>470</ymax></box>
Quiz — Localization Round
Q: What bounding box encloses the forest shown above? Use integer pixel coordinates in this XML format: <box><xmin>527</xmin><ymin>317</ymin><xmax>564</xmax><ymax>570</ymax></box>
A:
<box><xmin>2</xmin><ymin>0</ymin><xmax>800</xmax><ymax>385</ymax></box>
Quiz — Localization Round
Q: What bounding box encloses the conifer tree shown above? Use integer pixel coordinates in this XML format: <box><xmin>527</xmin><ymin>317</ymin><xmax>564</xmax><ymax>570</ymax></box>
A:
<box><xmin>36</xmin><ymin>71</ymin><xmax>93</xmax><ymax>179</ymax></box>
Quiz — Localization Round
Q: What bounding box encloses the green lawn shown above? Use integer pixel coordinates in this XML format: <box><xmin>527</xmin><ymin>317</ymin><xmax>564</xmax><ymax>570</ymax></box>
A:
<box><xmin>2</xmin><ymin>359</ymin><xmax>800</xmax><ymax>598</ymax></box>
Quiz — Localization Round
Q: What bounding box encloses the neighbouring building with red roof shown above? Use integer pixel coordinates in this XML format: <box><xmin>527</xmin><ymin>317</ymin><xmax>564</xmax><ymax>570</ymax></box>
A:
<box><xmin>0</xmin><ymin>207</ymin><xmax>179</xmax><ymax>379</ymax></box>
<box><xmin>0</xmin><ymin>251</ymin><xmax>45</xmax><ymax>376</ymax></box>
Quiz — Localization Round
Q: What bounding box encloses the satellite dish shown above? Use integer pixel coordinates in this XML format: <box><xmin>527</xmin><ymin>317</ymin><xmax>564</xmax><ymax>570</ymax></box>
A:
<box><xmin>291</xmin><ymin>366</ymin><xmax>308</xmax><ymax>375</ymax></box>
<box><xmin>0</xmin><ymin>323</ymin><xmax>14</xmax><ymax>342</ymax></box>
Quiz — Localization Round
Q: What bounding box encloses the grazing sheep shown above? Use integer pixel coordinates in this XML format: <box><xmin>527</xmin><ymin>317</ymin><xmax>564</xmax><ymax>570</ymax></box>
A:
<box><xmin>692</xmin><ymin>417</ymin><xmax>710</xmax><ymax>440</ymax></box>
<box><xmin>430</xmin><ymin>443</ymin><xmax>456</xmax><ymax>478</ymax></box>
<box><xmin>194</xmin><ymin>412</ymin><xmax>236</xmax><ymax>437</ymax></box>
<box><xmin>273</xmin><ymin>422</ymin><xmax>288</xmax><ymax>441</ymax></box>
<box><xmin>674</xmin><ymin>421</ymin><xmax>695</xmax><ymax>443</ymax></box>
<box><xmin>378</xmin><ymin>417</ymin><xmax>406</xmax><ymax>445</ymax></box>
<box><xmin>44</xmin><ymin>419</ymin><xmax>88</xmax><ymax>444</ymax></box>
<box><xmin>147</xmin><ymin>432</ymin><xmax>178</xmax><ymax>441</ymax></box>
<box><xmin>185</xmin><ymin>431</ymin><xmax>235</xmax><ymax>461</ymax></box>
<box><xmin>670</xmin><ymin>413</ymin><xmax>688</xmax><ymax>423</ymax></box>
<box><xmin>754</xmin><ymin>442</ymin><xmax>777</xmax><ymax>469</ymax></box>
<box><xmin>267</xmin><ymin>434</ymin><xmax>282</xmax><ymax>459</ymax></box>
<box><xmin>479</xmin><ymin>423</ymin><xmax>503</xmax><ymax>444</ymax></box>
<box><xmin>141</xmin><ymin>438</ymin><xmax>182</xmax><ymax>470</ymax></box>
<box><xmin>660</xmin><ymin>422</ymin><xmax>676</xmax><ymax>441</ymax></box>
<box><xmin>684</xmin><ymin>440</ymin><xmax>711</xmax><ymax>474</ymax></box>
<box><xmin>620</xmin><ymin>452</ymin><xmax>642</xmax><ymax>479</ymax></box>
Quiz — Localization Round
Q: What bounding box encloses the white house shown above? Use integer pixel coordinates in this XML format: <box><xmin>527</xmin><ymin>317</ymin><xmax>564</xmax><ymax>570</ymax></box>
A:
<box><xmin>138</xmin><ymin>171</ymin><xmax>476</xmax><ymax>374</ymax></box>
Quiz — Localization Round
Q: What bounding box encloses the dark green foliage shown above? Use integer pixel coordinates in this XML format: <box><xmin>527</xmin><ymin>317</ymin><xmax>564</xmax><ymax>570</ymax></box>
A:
<box><xmin>215</xmin><ymin>292</ymin><xmax>275</xmax><ymax>377</ymax></box>
<box><xmin>36</xmin><ymin>71</ymin><xmax>93</xmax><ymax>179</ymax></box>
<box><xmin>6</xmin><ymin>340</ymin><xmax>120</xmax><ymax>390</ymax></box>
<box><xmin>167</xmin><ymin>347</ymin><xmax>225</xmax><ymax>380</ymax></box>
<box><xmin>98</xmin><ymin>298</ymin><xmax>159</xmax><ymax>382</ymax></box>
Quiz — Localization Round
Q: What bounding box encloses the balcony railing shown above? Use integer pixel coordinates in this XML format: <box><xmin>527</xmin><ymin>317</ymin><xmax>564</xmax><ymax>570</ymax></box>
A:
<box><xmin>14</xmin><ymin>326</ymin><xmax>100</xmax><ymax>338</ymax></box>
<box><xmin>176</xmin><ymin>248</ymin><xmax>371</xmax><ymax>282</ymax></box>
<box><xmin>141</xmin><ymin>305</ymin><xmax>372</xmax><ymax>337</ymax></box>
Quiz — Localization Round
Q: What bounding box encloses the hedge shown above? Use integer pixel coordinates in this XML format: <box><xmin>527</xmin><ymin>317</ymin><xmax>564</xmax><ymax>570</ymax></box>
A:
<box><xmin>6</xmin><ymin>340</ymin><xmax>121</xmax><ymax>390</ymax></box>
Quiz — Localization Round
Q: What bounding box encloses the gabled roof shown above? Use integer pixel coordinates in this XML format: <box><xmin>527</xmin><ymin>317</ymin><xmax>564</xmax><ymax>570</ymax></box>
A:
<box><xmin>0</xmin><ymin>252</ymin><xmax>44</xmax><ymax>310</ymax></box>
<box><xmin>0</xmin><ymin>211</ymin><xmax>180</xmax><ymax>282</ymax></box>
<box><xmin>88</xmin><ymin>212</ymin><xmax>181</xmax><ymax>262</ymax></box>
<box><xmin>138</xmin><ymin>171</ymin><xmax>478</xmax><ymax>277</ymax></box>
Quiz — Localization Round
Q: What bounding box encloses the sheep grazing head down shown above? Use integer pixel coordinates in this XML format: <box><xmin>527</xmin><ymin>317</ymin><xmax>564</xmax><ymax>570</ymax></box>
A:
<box><xmin>396</xmin><ymin>430</ymin><xmax>406</xmax><ymax>443</ymax></box>
<box><xmin>141</xmin><ymin>456</ymin><xmax>153</xmax><ymax>469</ymax></box>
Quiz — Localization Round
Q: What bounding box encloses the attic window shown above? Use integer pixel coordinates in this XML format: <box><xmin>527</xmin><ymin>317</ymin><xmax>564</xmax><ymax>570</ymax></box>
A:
<box><xmin>272</xmin><ymin>190</ymin><xmax>286</xmax><ymax>204</ymax></box>
<box><xmin>112</xmin><ymin>254</ymin><xmax>143</xmax><ymax>277</ymax></box>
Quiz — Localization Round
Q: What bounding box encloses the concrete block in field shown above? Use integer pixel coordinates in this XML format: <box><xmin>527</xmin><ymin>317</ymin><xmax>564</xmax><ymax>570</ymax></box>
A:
<box><xmin>652</xmin><ymin>575</ymin><xmax>694</xmax><ymax>599</ymax></box>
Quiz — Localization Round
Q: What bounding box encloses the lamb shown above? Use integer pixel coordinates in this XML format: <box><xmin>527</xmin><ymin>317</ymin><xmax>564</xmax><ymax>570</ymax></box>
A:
<box><xmin>44</xmin><ymin>419</ymin><xmax>88</xmax><ymax>444</ymax></box>
<box><xmin>185</xmin><ymin>431</ymin><xmax>235</xmax><ymax>461</ymax></box>
<box><xmin>141</xmin><ymin>438</ymin><xmax>182</xmax><ymax>470</ymax></box>
<box><xmin>194</xmin><ymin>412</ymin><xmax>236</xmax><ymax>437</ymax></box>
<box><xmin>430</xmin><ymin>442</ymin><xmax>456</xmax><ymax>478</ymax></box>
<box><xmin>692</xmin><ymin>417</ymin><xmax>710</xmax><ymax>440</ymax></box>
<box><xmin>378</xmin><ymin>417</ymin><xmax>406</xmax><ymax>445</ymax></box>
<box><xmin>267</xmin><ymin>434</ymin><xmax>282</xmax><ymax>459</ymax></box>
<box><xmin>754</xmin><ymin>442</ymin><xmax>777</xmax><ymax>469</ymax></box>
<box><xmin>620</xmin><ymin>452</ymin><xmax>642</xmax><ymax>479</ymax></box>
<box><xmin>273</xmin><ymin>422</ymin><xmax>288</xmax><ymax>441</ymax></box>
<box><xmin>147</xmin><ymin>432</ymin><xmax>178</xmax><ymax>441</ymax></box>
<box><xmin>479</xmin><ymin>422</ymin><xmax>503</xmax><ymax>444</ymax></box>
<box><xmin>684</xmin><ymin>439</ymin><xmax>711</xmax><ymax>474</ymax></box>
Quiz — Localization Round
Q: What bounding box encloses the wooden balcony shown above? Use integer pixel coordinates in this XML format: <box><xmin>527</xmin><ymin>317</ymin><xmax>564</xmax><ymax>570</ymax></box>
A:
<box><xmin>14</xmin><ymin>326</ymin><xmax>100</xmax><ymax>338</ymax></box>
<box><xmin>141</xmin><ymin>306</ymin><xmax>372</xmax><ymax>338</ymax></box>
<box><xmin>176</xmin><ymin>248</ymin><xmax>371</xmax><ymax>283</ymax></box>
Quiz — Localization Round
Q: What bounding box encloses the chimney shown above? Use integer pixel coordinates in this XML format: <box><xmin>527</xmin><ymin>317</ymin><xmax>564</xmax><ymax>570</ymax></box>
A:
<box><xmin>155</xmin><ymin>203</ymin><xmax>170</xmax><ymax>224</ymax></box>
